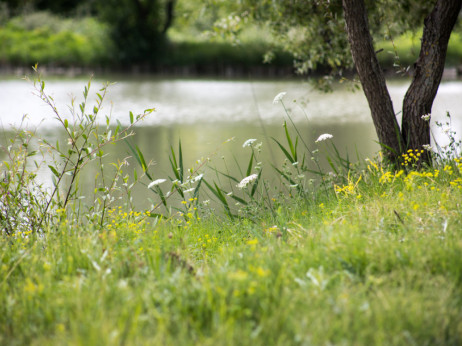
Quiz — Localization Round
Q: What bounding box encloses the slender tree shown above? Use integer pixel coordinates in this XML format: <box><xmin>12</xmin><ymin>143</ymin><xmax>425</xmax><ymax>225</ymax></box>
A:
<box><xmin>239</xmin><ymin>0</ymin><xmax>462</xmax><ymax>163</ymax></box>
<box><xmin>343</xmin><ymin>0</ymin><xmax>462</xmax><ymax>162</ymax></box>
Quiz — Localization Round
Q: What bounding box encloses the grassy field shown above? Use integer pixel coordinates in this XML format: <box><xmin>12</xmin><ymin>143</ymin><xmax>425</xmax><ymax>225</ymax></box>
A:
<box><xmin>1</xmin><ymin>75</ymin><xmax>461</xmax><ymax>345</ymax></box>
<box><xmin>2</xmin><ymin>154</ymin><xmax>462</xmax><ymax>345</ymax></box>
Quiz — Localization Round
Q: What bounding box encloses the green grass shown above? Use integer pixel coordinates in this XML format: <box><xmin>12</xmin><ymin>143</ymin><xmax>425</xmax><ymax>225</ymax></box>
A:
<box><xmin>2</xmin><ymin>156</ymin><xmax>462</xmax><ymax>345</ymax></box>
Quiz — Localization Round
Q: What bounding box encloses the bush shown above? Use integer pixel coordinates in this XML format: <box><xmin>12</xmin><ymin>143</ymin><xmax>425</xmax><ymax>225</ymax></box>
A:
<box><xmin>0</xmin><ymin>12</ymin><xmax>113</xmax><ymax>66</ymax></box>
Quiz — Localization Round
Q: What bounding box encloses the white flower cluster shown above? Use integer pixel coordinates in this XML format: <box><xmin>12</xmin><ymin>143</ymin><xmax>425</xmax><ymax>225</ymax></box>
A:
<box><xmin>273</xmin><ymin>92</ymin><xmax>287</xmax><ymax>104</ymax></box>
<box><xmin>242</xmin><ymin>138</ymin><xmax>257</xmax><ymax>148</ymax></box>
<box><xmin>148</xmin><ymin>179</ymin><xmax>166</xmax><ymax>188</ymax></box>
<box><xmin>237</xmin><ymin>174</ymin><xmax>258</xmax><ymax>189</ymax></box>
<box><xmin>421</xmin><ymin>114</ymin><xmax>431</xmax><ymax>121</ymax></box>
<box><xmin>315</xmin><ymin>133</ymin><xmax>333</xmax><ymax>143</ymax></box>
<box><xmin>422</xmin><ymin>144</ymin><xmax>433</xmax><ymax>151</ymax></box>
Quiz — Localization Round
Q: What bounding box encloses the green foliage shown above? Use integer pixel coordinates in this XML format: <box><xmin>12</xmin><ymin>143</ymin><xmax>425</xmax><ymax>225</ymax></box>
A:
<box><xmin>0</xmin><ymin>12</ymin><xmax>113</xmax><ymax>65</ymax></box>
<box><xmin>220</xmin><ymin>0</ymin><xmax>439</xmax><ymax>77</ymax></box>
<box><xmin>0</xmin><ymin>67</ymin><xmax>152</xmax><ymax>235</ymax></box>
<box><xmin>95</xmin><ymin>0</ymin><xmax>171</xmax><ymax>64</ymax></box>
<box><xmin>2</xmin><ymin>153</ymin><xmax>462</xmax><ymax>344</ymax></box>
<box><xmin>376</xmin><ymin>31</ymin><xmax>462</xmax><ymax>69</ymax></box>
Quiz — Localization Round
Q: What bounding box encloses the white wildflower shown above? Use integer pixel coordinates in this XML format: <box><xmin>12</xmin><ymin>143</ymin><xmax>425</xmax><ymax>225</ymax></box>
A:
<box><xmin>315</xmin><ymin>133</ymin><xmax>333</xmax><ymax>143</ymax></box>
<box><xmin>243</xmin><ymin>139</ymin><xmax>257</xmax><ymax>148</ymax></box>
<box><xmin>148</xmin><ymin>179</ymin><xmax>166</xmax><ymax>188</ymax></box>
<box><xmin>422</xmin><ymin>144</ymin><xmax>433</xmax><ymax>151</ymax></box>
<box><xmin>237</xmin><ymin>174</ymin><xmax>258</xmax><ymax>189</ymax></box>
<box><xmin>192</xmin><ymin>174</ymin><xmax>203</xmax><ymax>183</ymax></box>
<box><xmin>273</xmin><ymin>92</ymin><xmax>287</xmax><ymax>104</ymax></box>
<box><xmin>421</xmin><ymin>113</ymin><xmax>431</xmax><ymax>121</ymax></box>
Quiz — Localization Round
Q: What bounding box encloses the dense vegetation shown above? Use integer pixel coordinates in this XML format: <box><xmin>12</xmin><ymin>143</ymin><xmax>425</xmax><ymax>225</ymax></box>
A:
<box><xmin>0</xmin><ymin>1</ymin><xmax>461</xmax><ymax>74</ymax></box>
<box><xmin>1</xmin><ymin>74</ymin><xmax>462</xmax><ymax>344</ymax></box>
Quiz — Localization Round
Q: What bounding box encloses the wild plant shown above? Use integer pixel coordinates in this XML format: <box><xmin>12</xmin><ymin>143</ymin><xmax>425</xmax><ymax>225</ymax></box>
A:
<box><xmin>0</xmin><ymin>118</ymin><xmax>48</xmax><ymax>236</ymax></box>
<box><xmin>127</xmin><ymin>139</ymin><xmax>209</xmax><ymax>220</ymax></box>
<box><xmin>0</xmin><ymin>66</ymin><xmax>152</xmax><ymax>235</ymax></box>
<box><xmin>131</xmin><ymin>91</ymin><xmax>360</xmax><ymax>221</ymax></box>
<box><xmin>432</xmin><ymin>112</ymin><xmax>462</xmax><ymax>164</ymax></box>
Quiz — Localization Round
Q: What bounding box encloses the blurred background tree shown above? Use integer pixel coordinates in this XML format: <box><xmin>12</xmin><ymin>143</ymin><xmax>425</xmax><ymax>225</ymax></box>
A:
<box><xmin>94</xmin><ymin>0</ymin><xmax>175</xmax><ymax>64</ymax></box>
<box><xmin>1</xmin><ymin>0</ymin><xmax>177</xmax><ymax>64</ymax></box>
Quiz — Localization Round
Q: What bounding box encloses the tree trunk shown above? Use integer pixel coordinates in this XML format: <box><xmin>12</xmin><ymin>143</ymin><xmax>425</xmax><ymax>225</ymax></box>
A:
<box><xmin>402</xmin><ymin>0</ymin><xmax>462</xmax><ymax>163</ymax></box>
<box><xmin>162</xmin><ymin>0</ymin><xmax>177</xmax><ymax>34</ymax></box>
<box><xmin>342</xmin><ymin>0</ymin><xmax>404</xmax><ymax>162</ymax></box>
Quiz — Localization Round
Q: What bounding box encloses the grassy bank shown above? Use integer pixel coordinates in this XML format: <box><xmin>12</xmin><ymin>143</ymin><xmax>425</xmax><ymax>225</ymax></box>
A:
<box><xmin>2</xmin><ymin>156</ymin><xmax>462</xmax><ymax>345</ymax></box>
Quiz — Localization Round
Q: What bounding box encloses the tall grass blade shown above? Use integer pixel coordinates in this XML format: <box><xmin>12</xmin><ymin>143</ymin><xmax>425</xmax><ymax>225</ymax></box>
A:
<box><xmin>272</xmin><ymin>137</ymin><xmax>295</xmax><ymax>163</ymax></box>
<box><xmin>203</xmin><ymin>180</ymin><xmax>234</xmax><ymax>219</ymax></box>
<box><xmin>246</xmin><ymin>151</ymin><xmax>255</xmax><ymax>177</ymax></box>
<box><xmin>284</xmin><ymin>122</ymin><xmax>297</xmax><ymax>162</ymax></box>
<box><xmin>250</xmin><ymin>170</ymin><xmax>262</xmax><ymax>197</ymax></box>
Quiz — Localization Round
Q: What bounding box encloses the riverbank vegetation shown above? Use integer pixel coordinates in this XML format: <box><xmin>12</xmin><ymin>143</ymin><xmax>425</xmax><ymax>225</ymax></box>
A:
<box><xmin>1</xmin><ymin>1</ymin><xmax>462</xmax><ymax>75</ymax></box>
<box><xmin>1</xmin><ymin>75</ymin><xmax>462</xmax><ymax>344</ymax></box>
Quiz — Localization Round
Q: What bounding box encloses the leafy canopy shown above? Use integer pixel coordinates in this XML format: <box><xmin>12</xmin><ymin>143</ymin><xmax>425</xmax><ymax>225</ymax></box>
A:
<box><xmin>218</xmin><ymin>0</ymin><xmax>437</xmax><ymax>76</ymax></box>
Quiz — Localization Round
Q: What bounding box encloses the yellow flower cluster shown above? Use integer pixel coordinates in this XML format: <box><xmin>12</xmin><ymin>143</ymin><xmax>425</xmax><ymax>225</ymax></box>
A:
<box><xmin>105</xmin><ymin>206</ymin><xmax>150</xmax><ymax>235</ymax></box>
<box><xmin>401</xmin><ymin>149</ymin><xmax>425</xmax><ymax>167</ymax></box>
<box><xmin>374</xmin><ymin>156</ymin><xmax>462</xmax><ymax>192</ymax></box>
<box><xmin>198</xmin><ymin>233</ymin><xmax>218</xmax><ymax>249</ymax></box>
<box><xmin>334</xmin><ymin>173</ymin><xmax>362</xmax><ymax>196</ymax></box>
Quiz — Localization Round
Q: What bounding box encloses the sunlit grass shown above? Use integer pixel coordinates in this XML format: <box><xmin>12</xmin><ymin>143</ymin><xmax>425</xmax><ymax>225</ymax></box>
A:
<box><xmin>2</xmin><ymin>154</ymin><xmax>462</xmax><ymax>345</ymax></box>
<box><xmin>2</xmin><ymin>75</ymin><xmax>462</xmax><ymax>345</ymax></box>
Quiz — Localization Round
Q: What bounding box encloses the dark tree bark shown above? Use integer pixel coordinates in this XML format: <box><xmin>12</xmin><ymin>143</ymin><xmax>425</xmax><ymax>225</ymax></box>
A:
<box><xmin>402</xmin><ymin>0</ymin><xmax>462</xmax><ymax>158</ymax></box>
<box><xmin>342</xmin><ymin>0</ymin><xmax>403</xmax><ymax>161</ymax></box>
<box><xmin>342</xmin><ymin>0</ymin><xmax>462</xmax><ymax>165</ymax></box>
<box><xmin>162</xmin><ymin>0</ymin><xmax>177</xmax><ymax>34</ymax></box>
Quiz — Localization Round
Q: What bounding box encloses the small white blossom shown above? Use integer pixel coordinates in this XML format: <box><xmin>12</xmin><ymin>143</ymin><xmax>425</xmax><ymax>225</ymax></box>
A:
<box><xmin>422</xmin><ymin>144</ymin><xmax>433</xmax><ymax>151</ymax></box>
<box><xmin>315</xmin><ymin>133</ymin><xmax>333</xmax><ymax>143</ymax></box>
<box><xmin>148</xmin><ymin>179</ymin><xmax>166</xmax><ymax>188</ymax></box>
<box><xmin>273</xmin><ymin>92</ymin><xmax>287</xmax><ymax>104</ymax></box>
<box><xmin>192</xmin><ymin>174</ymin><xmax>203</xmax><ymax>183</ymax></box>
<box><xmin>421</xmin><ymin>114</ymin><xmax>431</xmax><ymax>121</ymax></box>
<box><xmin>184</xmin><ymin>188</ymin><xmax>195</xmax><ymax>194</ymax></box>
<box><xmin>237</xmin><ymin>174</ymin><xmax>258</xmax><ymax>189</ymax></box>
<box><xmin>243</xmin><ymin>139</ymin><xmax>257</xmax><ymax>148</ymax></box>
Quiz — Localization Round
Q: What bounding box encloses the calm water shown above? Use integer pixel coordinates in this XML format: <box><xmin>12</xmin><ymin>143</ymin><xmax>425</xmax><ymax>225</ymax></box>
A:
<box><xmin>1</xmin><ymin>75</ymin><xmax>461</xmax><ymax>208</ymax></box>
